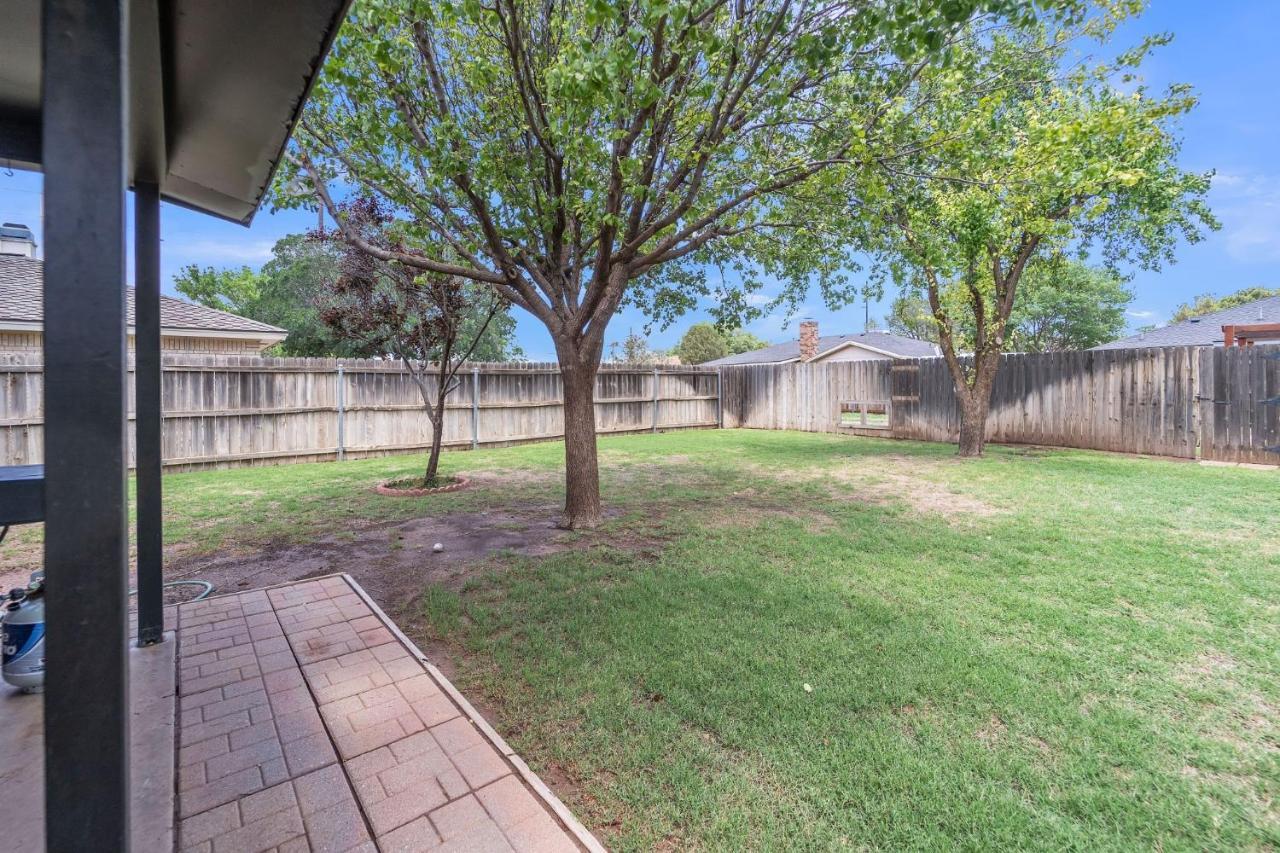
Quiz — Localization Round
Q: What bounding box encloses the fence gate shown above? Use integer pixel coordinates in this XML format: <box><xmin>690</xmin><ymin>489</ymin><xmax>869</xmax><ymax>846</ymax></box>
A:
<box><xmin>1197</xmin><ymin>344</ymin><xmax>1280</xmax><ymax>464</ymax></box>
<box><xmin>889</xmin><ymin>360</ymin><xmax>921</xmax><ymax>433</ymax></box>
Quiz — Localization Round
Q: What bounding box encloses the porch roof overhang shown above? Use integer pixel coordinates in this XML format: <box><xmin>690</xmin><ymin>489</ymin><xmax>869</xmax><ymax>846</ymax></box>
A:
<box><xmin>1223</xmin><ymin>323</ymin><xmax>1280</xmax><ymax>347</ymax></box>
<box><xmin>0</xmin><ymin>0</ymin><xmax>352</xmax><ymax>224</ymax></box>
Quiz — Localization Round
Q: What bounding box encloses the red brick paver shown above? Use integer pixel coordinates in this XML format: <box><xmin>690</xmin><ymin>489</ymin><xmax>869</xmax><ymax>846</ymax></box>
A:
<box><xmin>176</xmin><ymin>575</ymin><xmax>599</xmax><ymax>853</ymax></box>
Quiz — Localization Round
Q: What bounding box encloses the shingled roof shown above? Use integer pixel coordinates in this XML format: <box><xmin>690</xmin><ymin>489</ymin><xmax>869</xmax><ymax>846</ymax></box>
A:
<box><xmin>1093</xmin><ymin>295</ymin><xmax>1280</xmax><ymax>350</ymax></box>
<box><xmin>0</xmin><ymin>255</ymin><xmax>286</xmax><ymax>336</ymax></box>
<box><xmin>705</xmin><ymin>330</ymin><xmax>941</xmax><ymax>365</ymax></box>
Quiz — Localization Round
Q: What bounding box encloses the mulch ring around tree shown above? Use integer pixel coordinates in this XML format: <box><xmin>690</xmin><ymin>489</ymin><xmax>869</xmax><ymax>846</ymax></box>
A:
<box><xmin>375</xmin><ymin>475</ymin><xmax>471</xmax><ymax>497</ymax></box>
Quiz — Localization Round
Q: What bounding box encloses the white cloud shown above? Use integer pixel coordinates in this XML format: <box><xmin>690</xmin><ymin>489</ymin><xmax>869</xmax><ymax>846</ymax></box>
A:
<box><xmin>1209</xmin><ymin>170</ymin><xmax>1280</xmax><ymax>263</ymax></box>
<box><xmin>1126</xmin><ymin>309</ymin><xmax>1156</xmax><ymax>319</ymax></box>
<box><xmin>1222</xmin><ymin>201</ymin><xmax>1280</xmax><ymax>263</ymax></box>
<box><xmin>744</xmin><ymin>292</ymin><xmax>775</xmax><ymax>307</ymax></box>
<box><xmin>164</xmin><ymin>237</ymin><xmax>276</xmax><ymax>266</ymax></box>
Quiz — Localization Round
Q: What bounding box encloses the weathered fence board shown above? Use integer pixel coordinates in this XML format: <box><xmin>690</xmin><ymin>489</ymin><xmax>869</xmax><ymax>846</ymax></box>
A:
<box><xmin>886</xmin><ymin>347</ymin><xmax>1200</xmax><ymax>458</ymax></box>
<box><xmin>1199</xmin><ymin>345</ymin><xmax>1280</xmax><ymax>464</ymax></box>
<box><xmin>0</xmin><ymin>354</ymin><xmax>720</xmax><ymax>470</ymax></box>
<box><xmin>719</xmin><ymin>360</ymin><xmax>892</xmax><ymax>432</ymax></box>
<box><xmin>5</xmin><ymin>345</ymin><xmax>1276</xmax><ymax>470</ymax></box>
<box><xmin>721</xmin><ymin>344</ymin><xmax>1278</xmax><ymax>464</ymax></box>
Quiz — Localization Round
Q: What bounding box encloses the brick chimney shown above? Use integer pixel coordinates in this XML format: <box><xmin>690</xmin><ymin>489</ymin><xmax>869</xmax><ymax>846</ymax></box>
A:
<box><xmin>798</xmin><ymin>319</ymin><xmax>819</xmax><ymax>362</ymax></box>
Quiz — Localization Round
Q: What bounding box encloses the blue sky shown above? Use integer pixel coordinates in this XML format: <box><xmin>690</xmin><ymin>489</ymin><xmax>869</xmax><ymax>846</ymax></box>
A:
<box><xmin>1</xmin><ymin>1</ymin><xmax>1276</xmax><ymax>360</ymax></box>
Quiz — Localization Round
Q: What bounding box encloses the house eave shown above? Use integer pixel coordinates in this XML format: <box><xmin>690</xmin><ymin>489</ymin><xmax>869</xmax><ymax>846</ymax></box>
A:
<box><xmin>812</xmin><ymin>340</ymin><xmax>907</xmax><ymax>360</ymax></box>
<box><xmin>0</xmin><ymin>319</ymin><xmax>287</xmax><ymax>344</ymax></box>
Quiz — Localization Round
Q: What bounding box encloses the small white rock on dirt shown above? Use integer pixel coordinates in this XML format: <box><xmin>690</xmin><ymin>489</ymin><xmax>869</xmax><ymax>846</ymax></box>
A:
<box><xmin>432</xmin><ymin>543</ymin><xmax>444</xmax><ymax>553</ymax></box>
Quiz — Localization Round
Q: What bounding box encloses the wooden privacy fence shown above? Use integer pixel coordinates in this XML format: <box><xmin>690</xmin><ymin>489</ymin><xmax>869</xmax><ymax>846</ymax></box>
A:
<box><xmin>0</xmin><ymin>354</ymin><xmax>721</xmax><ymax>470</ymax></box>
<box><xmin>3</xmin><ymin>346</ymin><xmax>1273</xmax><ymax>470</ymax></box>
<box><xmin>719</xmin><ymin>360</ymin><xmax>892</xmax><ymax>433</ymax></box>
<box><xmin>1198</xmin><ymin>345</ymin><xmax>1280</xmax><ymax>464</ymax></box>
<box><xmin>890</xmin><ymin>347</ymin><xmax>1201</xmax><ymax>458</ymax></box>
<box><xmin>721</xmin><ymin>344</ymin><xmax>1280</xmax><ymax>465</ymax></box>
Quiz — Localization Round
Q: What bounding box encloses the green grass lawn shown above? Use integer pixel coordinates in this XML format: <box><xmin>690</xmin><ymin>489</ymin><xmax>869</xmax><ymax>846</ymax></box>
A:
<box><xmin>417</xmin><ymin>431</ymin><xmax>1279</xmax><ymax>851</ymax></box>
<box><xmin>6</xmin><ymin>428</ymin><xmax>1274</xmax><ymax>850</ymax></box>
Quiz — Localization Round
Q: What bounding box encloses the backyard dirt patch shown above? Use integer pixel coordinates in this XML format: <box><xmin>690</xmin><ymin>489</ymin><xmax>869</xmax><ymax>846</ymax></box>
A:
<box><xmin>702</xmin><ymin>500</ymin><xmax>839</xmax><ymax>534</ymax></box>
<box><xmin>857</xmin><ymin>469</ymin><xmax>999</xmax><ymax>519</ymax></box>
<box><xmin>744</xmin><ymin>457</ymin><xmax>1001</xmax><ymax>520</ymax></box>
<box><xmin>165</xmin><ymin>504</ymin><xmax>580</xmax><ymax>611</ymax></box>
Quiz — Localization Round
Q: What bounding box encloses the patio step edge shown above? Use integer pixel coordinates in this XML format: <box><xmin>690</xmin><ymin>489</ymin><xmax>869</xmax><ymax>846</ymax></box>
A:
<box><xmin>338</xmin><ymin>573</ymin><xmax>608</xmax><ymax>853</ymax></box>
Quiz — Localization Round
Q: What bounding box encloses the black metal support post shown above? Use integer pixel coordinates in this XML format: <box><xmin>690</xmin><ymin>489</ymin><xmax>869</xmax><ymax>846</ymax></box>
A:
<box><xmin>135</xmin><ymin>182</ymin><xmax>163</xmax><ymax>646</ymax></box>
<box><xmin>42</xmin><ymin>1</ymin><xmax>132</xmax><ymax>850</ymax></box>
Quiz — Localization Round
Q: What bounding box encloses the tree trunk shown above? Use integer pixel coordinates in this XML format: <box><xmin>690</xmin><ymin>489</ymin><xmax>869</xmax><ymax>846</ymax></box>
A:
<box><xmin>956</xmin><ymin>391</ymin><xmax>990</xmax><ymax>457</ymax></box>
<box><xmin>425</xmin><ymin>405</ymin><xmax>445</xmax><ymax>484</ymax></box>
<box><xmin>954</xmin><ymin>355</ymin><xmax>1000</xmax><ymax>458</ymax></box>
<box><xmin>407</xmin><ymin>359</ymin><xmax>449</xmax><ymax>486</ymax></box>
<box><xmin>557</xmin><ymin>355</ymin><xmax>602</xmax><ymax>529</ymax></box>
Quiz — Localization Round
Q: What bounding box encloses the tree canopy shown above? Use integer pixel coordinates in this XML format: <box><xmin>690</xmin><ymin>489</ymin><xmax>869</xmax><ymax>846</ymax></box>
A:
<box><xmin>725</xmin><ymin>328</ymin><xmax>768</xmax><ymax>354</ymax></box>
<box><xmin>272</xmin><ymin>0</ymin><xmax>1129</xmax><ymax>523</ymax></box>
<box><xmin>888</xmin><ymin>260</ymin><xmax>1132</xmax><ymax>352</ymax></box>
<box><xmin>606</xmin><ymin>329</ymin><xmax>664</xmax><ymax>363</ymax></box>
<box><xmin>174</xmin><ymin>234</ymin><xmax>520</xmax><ymax>359</ymax></box>
<box><xmin>173</xmin><ymin>264</ymin><xmax>263</xmax><ymax>316</ymax></box>
<box><xmin>674</xmin><ymin>323</ymin><xmax>730</xmax><ymax>364</ymax></box>
<box><xmin>672</xmin><ymin>322</ymin><xmax>768</xmax><ymax>362</ymax></box>
<box><xmin>1008</xmin><ymin>261</ymin><xmax>1132</xmax><ymax>352</ymax></box>
<box><xmin>1170</xmin><ymin>287</ymin><xmax>1280</xmax><ymax>322</ymax></box>
<box><xmin>819</xmin><ymin>12</ymin><xmax>1215</xmax><ymax>453</ymax></box>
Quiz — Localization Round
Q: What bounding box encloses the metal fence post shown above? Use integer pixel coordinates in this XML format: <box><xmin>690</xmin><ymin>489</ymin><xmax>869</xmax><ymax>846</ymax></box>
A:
<box><xmin>336</xmin><ymin>362</ymin><xmax>345</xmax><ymax>461</ymax></box>
<box><xmin>716</xmin><ymin>368</ymin><xmax>723</xmax><ymax>428</ymax></box>
<box><xmin>471</xmin><ymin>367</ymin><xmax>480</xmax><ymax>449</ymax></box>
<box><xmin>652</xmin><ymin>367</ymin><xmax>660</xmax><ymax>432</ymax></box>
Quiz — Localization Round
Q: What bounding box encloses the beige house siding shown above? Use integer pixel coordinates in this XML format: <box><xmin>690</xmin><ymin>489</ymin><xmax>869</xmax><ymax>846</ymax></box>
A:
<box><xmin>158</xmin><ymin>335</ymin><xmax>274</xmax><ymax>354</ymax></box>
<box><xmin>813</xmin><ymin>343</ymin><xmax>892</xmax><ymax>363</ymax></box>
<box><xmin>0</xmin><ymin>331</ymin><xmax>41</xmax><ymax>352</ymax></box>
<box><xmin>0</xmin><ymin>330</ymin><xmax>274</xmax><ymax>354</ymax></box>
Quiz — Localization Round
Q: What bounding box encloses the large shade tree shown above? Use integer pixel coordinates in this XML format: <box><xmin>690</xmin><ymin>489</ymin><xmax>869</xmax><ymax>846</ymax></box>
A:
<box><xmin>278</xmin><ymin>0</ymin><xmax>1082</xmax><ymax>526</ymax></box>
<box><xmin>833</xmin><ymin>16</ymin><xmax>1215</xmax><ymax>455</ymax></box>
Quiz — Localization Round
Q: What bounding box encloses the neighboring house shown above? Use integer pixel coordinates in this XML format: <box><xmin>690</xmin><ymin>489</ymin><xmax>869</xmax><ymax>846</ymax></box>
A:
<box><xmin>0</xmin><ymin>245</ymin><xmax>287</xmax><ymax>355</ymax></box>
<box><xmin>1093</xmin><ymin>295</ymin><xmax>1280</xmax><ymax>350</ymax></box>
<box><xmin>705</xmin><ymin>320</ymin><xmax>941</xmax><ymax>365</ymax></box>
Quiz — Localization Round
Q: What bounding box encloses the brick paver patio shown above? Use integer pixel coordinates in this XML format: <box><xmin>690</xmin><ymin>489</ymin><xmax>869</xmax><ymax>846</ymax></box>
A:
<box><xmin>176</xmin><ymin>574</ymin><xmax>601</xmax><ymax>853</ymax></box>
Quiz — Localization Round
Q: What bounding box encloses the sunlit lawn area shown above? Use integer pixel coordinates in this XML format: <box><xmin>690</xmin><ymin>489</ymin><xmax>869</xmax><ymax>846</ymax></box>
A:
<box><xmin>6</xmin><ymin>429</ymin><xmax>1274</xmax><ymax>850</ymax></box>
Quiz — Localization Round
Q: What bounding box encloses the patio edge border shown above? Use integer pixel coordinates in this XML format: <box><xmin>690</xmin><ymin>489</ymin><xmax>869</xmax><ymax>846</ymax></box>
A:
<box><xmin>338</xmin><ymin>573</ymin><xmax>608</xmax><ymax>853</ymax></box>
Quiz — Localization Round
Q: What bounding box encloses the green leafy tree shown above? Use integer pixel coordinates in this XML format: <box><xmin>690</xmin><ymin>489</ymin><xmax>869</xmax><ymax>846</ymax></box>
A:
<box><xmin>1008</xmin><ymin>261</ymin><xmax>1132</xmax><ymax>352</ymax></box>
<box><xmin>833</xmin><ymin>17</ymin><xmax>1215</xmax><ymax>455</ymax></box>
<box><xmin>891</xmin><ymin>261</ymin><xmax>1131</xmax><ymax>351</ymax></box>
<box><xmin>173</xmin><ymin>235</ymin><xmax>520</xmax><ymax>359</ymax></box>
<box><xmin>1170</xmin><ymin>287</ymin><xmax>1280</xmax><ymax>322</ymax></box>
<box><xmin>278</xmin><ymin>0</ymin><xmax>1083</xmax><ymax>526</ymax></box>
<box><xmin>675</xmin><ymin>323</ymin><xmax>730</xmax><ymax>364</ymax></box>
<box><xmin>725</xmin><ymin>328</ymin><xmax>768</xmax><ymax>355</ymax></box>
<box><xmin>887</xmin><ymin>292</ymin><xmax>939</xmax><ymax>342</ymax></box>
<box><xmin>607</xmin><ymin>329</ymin><xmax>662</xmax><ymax>363</ymax></box>
<box><xmin>317</xmin><ymin>198</ymin><xmax>510</xmax><ymax>485</ymax></box>
<box><xmin>253</xmin><ymin>235</ymin><xmax>353</xmax><ymax>357</ymax></box>
<box><xmin>173</xmin><ymin>265</ymin><xmax>262</xmax><ymax>314</ymax></box>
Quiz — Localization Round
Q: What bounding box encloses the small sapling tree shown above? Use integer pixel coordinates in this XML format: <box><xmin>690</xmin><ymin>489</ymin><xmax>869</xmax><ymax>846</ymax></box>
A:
<box><xmin>318</xmin><ymin>199</ymin><xmax>510</xmax><ymax>486</ymax></box>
